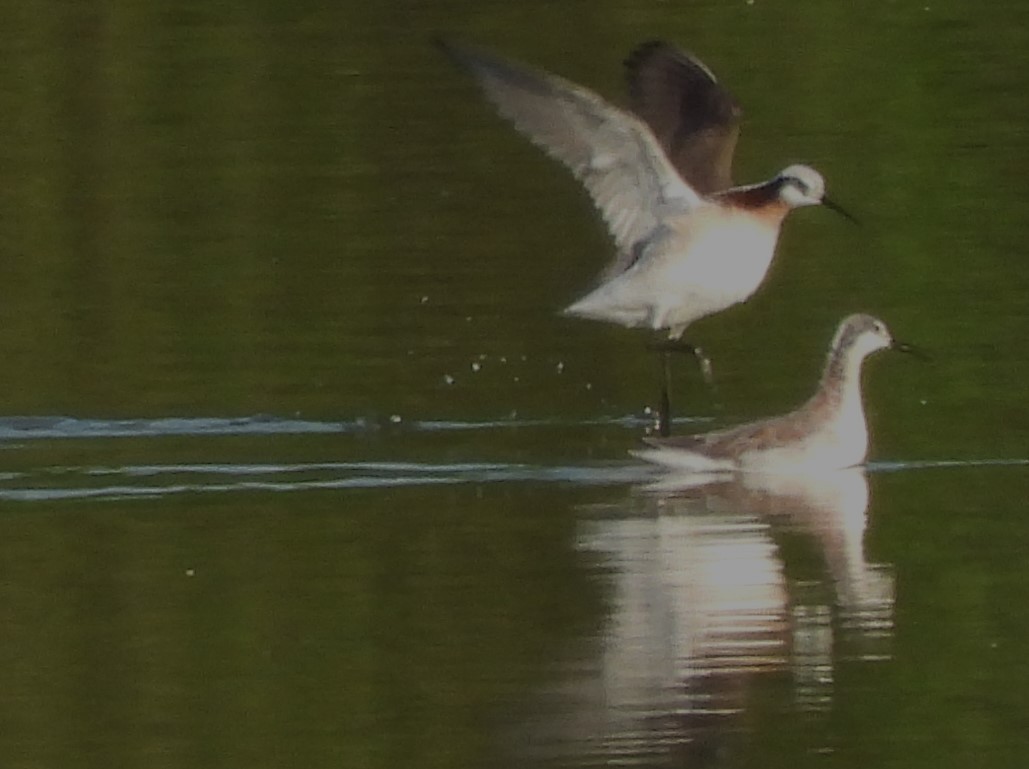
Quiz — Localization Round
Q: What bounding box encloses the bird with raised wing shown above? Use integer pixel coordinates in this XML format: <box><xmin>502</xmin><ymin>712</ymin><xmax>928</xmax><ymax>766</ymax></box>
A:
<box><xmin>439</xmin><ymin>39</ymin><xmax>855</xmax><ymax>433</ymax></box>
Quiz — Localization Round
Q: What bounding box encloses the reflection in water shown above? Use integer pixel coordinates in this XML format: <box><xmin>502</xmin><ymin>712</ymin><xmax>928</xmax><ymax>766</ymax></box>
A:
<box><xmin>527</xmin><ymin>469</ymin><xmax>894</xmax><ymax>767</ymax></box>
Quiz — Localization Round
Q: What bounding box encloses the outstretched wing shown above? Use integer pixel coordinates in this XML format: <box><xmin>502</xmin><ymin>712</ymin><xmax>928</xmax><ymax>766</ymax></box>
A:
<box><xmin>625</xmin><ymin>40</ymin><xmax>742</xmax><ymax>195</ymax></box>
<box><xmin>439</xmin><ymin>39</ymin><xmax>703</xmax><ymax>258</ymax></box>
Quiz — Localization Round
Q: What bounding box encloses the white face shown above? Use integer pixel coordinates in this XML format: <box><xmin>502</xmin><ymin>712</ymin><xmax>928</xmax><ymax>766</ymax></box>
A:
<box><xmin>777</xmin><ymin>164</ymin><xmax>826</xmax><ymax>208</ymax></box>
<box><xmin>841</xmin><ymin>314</ymin><xmax>894</xmax><ymax>359</ymax></box>
<box><xmin>854</xmin><ymin>320</ymin><xmax>893</xmax><ymax>357</ymax></box>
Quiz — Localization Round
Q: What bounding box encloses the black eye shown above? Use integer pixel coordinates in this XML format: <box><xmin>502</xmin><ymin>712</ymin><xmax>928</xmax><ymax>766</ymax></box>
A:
<box><xmin>791</xmin><ymin>177</ymin><xmax>810</xmax><ymax>195</ymax></box>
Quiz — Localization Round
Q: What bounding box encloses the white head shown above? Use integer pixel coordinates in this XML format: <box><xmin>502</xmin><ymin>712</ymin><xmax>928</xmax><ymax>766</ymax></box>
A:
<box><xmin>776</xmin><ymin>164</ymin><xmax>827</xmax><ymax>208</ymax></box>
<box><xmin>832</xmin><ymin>314</ymin><xmax>894</xmax><ymax>361</ymax></box>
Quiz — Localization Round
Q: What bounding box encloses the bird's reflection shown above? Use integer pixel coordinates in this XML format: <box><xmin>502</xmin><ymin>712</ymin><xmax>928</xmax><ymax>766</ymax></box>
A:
<box><xmin>526</xmin><ymin>469</ymin><xmax>894</xmax><ymax>767</ymax></box>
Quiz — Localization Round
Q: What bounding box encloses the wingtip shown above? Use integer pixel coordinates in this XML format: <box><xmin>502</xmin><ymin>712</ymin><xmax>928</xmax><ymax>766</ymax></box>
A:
<box><xmin>624</xmin><ymin>38</ymin><xmax>722</xmax><ymax>88</ymax></box>
<box><xmin>434</xmin><ymin>35</ymin><xmax>492</xmax><ymax>72</ymax></box>
<box><xmin>624</xmin><ymin>39</ymin><xmax>672</xmax><ymax>68</ymax></box>
<box><xmin>623</xmin><ymin>40</ymin><xmax>668</xmax><ymax>85</ymax></box>
<box><xmin>432</xmin><ymin>37</ymin><xmax>519</xmax><ymax>81</ymax></box>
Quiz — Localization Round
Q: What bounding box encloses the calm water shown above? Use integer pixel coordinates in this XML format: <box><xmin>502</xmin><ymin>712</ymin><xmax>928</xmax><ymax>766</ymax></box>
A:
<box><xmin>0</xmin><ymin>1</ymin><xmax>1027</xmax><ymax>767</ymax></box>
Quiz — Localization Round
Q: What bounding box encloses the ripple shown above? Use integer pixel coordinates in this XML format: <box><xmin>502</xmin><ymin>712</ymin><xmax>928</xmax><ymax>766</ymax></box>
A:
<box><xmin>0</xmin><ymin>414</ymin><xmax>1023</xmax><ymax>502</ymax></box>
<box><xmin>0</xmin><ymin>415</ymin><xmax>358</xmax><ymax>440</ymax></box>
<box><xmin>0</xmin><ymin>413</ymin><xmax>683</xmax><ymax>442</ymax></box>
<box><xmin>869</xmin><ymin>458</ymin><xmax>1029</xmax><ymax>473</ymax></box>
<box><xmin>0</xmin><ymin>460</ymin><xmax>653</xmax><ymax>502</ymax></box>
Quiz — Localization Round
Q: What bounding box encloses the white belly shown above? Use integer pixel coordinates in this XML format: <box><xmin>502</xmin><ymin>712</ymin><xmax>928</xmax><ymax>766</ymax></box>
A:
<box><xmin>650</xmin><ymin>215</ymin><xmax>779</xmax><ymax>329</ymax></box>
<box><xmin>564</xmin><ymin>210</ymin><xmax>781</xmax><ymax>334</ymax></box>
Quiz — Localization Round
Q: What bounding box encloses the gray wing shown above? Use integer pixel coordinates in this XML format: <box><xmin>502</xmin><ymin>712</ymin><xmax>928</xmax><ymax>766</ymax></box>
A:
<box><xmin>644</xmin><ymin>410</ymin><xmax>818</xmax><ymax>457</ymax></box>
<box><xmin>625</xmin><ymin>40</ymin><xmax>742</xmax><ymax>195</ymax></box>
<box><xmin>440</xmin><ymin>39</ymin><xmax>703</xmax><ymax>258</ymax></box>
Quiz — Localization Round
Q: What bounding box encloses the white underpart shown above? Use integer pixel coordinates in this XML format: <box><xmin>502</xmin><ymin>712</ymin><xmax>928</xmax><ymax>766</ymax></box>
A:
<box><xmin>779</xmin><ymin>183</ymin><xmax>819</xmax><ymax>208</ymax></box>
<box><xmin>565</xmin><ymin>207</ymin><xmax>780</xmax><ymax>335</ymax></box>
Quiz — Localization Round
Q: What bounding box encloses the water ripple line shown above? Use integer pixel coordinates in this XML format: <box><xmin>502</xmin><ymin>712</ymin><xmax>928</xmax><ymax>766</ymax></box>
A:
<box><xmin>0</xmin><ymin>460</ymin><xmax>653</xmax><ymax>502</ymax></box>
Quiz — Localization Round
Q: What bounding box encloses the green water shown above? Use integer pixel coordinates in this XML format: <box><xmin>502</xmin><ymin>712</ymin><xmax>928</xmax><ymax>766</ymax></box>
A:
<box><xmin>0</xmin><ymin>1</ymin><xmax>1026</xmax><ymax>767</ymax></box>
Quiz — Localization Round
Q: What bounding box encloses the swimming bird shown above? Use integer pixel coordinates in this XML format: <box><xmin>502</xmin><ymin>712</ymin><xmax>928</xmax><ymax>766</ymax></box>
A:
<box><xmin>633</xmin><ymin>314</ymin><xmax>920</xmax><ymax>474</ymax></box>
<box><xmin>439</xmin><ymin>39</ymin><xmax>855</xmax><ymax>433</ymax></box>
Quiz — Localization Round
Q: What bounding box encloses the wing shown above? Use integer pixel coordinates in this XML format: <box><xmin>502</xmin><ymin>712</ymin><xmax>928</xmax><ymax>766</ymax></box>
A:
<box><xmin>643</xmin><ymin>409</ymin><xmax>817</xmax><ymax>458</ymax></box>
<box><xmin>625</xmin><ymin>40</ymin><xmax>742</xmax><ymax>195</ymax></box>
<box><xmin>439</xmin><ymin>39</ymin><xmax>703</xmax><ymax>257</ymax></box>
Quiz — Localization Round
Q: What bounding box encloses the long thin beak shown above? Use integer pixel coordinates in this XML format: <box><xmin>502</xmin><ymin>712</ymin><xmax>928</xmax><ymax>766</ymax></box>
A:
<box><xmin>823</xmin><ymin>195</ymin><xmax>860</xmax><ymax>225</ymax></box>
<box><xmin>892</xmin><ymin>340</ymin><xmax>931</xmax><ymax>361</ymax></box>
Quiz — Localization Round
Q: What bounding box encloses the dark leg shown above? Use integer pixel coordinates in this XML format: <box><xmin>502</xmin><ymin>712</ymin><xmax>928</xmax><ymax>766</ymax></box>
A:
<box><xmin>649</xmin><ymin>340</ymin><xmax>716</xmax><ymax>388</ymax></box>
<box><xmin>647</xmin><ymin>340</ymin><xmax>718</xmax><ymax>435</ymax></box>
<box><xmin>658</xmin><ymin>350</ymin><xmax>673</xmax><ymax>437</ymax></box>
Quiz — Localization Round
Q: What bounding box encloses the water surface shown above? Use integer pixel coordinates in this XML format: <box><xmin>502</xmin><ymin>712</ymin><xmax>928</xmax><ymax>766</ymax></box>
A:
<box><xmin>0</xmin><ymin>1</ymin><xmax>1027</xmax><ymax>767</ymax></box>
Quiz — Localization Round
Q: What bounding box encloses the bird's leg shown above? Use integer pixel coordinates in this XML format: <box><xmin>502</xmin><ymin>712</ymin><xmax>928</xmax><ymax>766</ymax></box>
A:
<box><xmin>647</xmin><ymin>340</ymin><xmax>719</xmax><ymax>435</ymax></box>
<box><xmin>695</xmin><ymin>346</ymin><xmax>717</xmax><ymax>395</ymax></box>
<box><xmin>658</xmin><ymin>350</ymin><xmax>673</xmax><ymax>437</ymax></box>
<box><xmin>650</xmin><ymin>340</ymin><xmax>716</xmax><ymax>388</ymax></box>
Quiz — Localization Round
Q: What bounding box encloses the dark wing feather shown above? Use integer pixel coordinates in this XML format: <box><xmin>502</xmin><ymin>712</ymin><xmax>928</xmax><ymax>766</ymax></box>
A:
<box><xmin>625</xmin><ymin>40</ymin><xmax>742</xmax><ymax>195</ymax></box>
<box><xmin>439</xmin><ymin>39</ymin><xmax>702</xmax><ymax>257</ymax></box>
